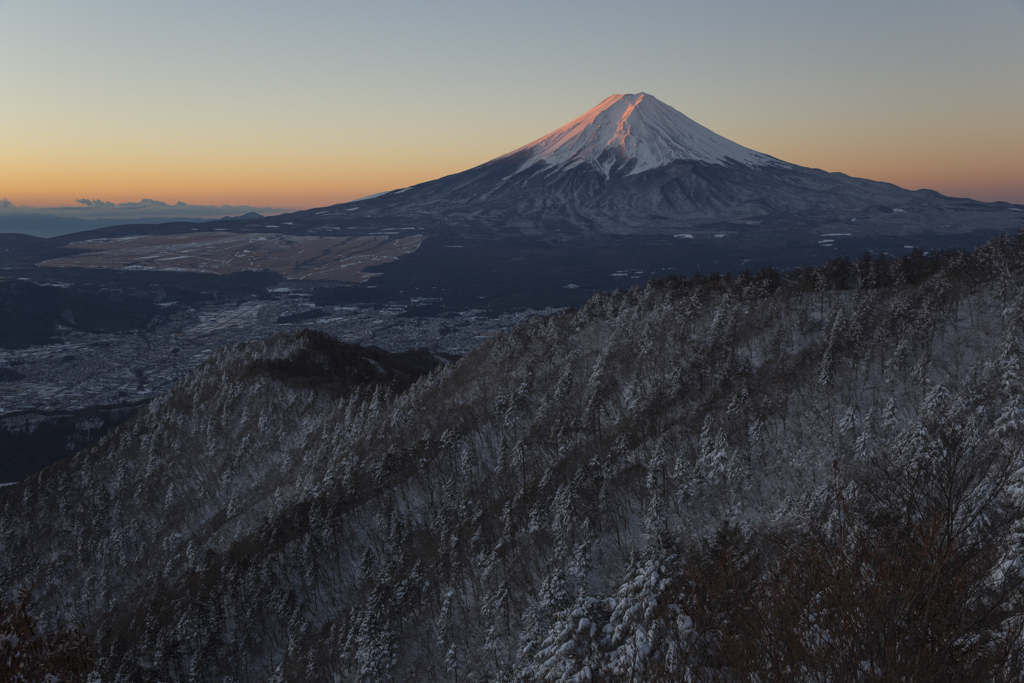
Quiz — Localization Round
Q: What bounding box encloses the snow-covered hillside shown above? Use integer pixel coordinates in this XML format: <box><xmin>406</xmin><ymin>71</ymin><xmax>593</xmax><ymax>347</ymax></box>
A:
<box><xmin>5</xmin><ymin>235</ymin><xmax>1024</xmax><ymax>680</ymax></box>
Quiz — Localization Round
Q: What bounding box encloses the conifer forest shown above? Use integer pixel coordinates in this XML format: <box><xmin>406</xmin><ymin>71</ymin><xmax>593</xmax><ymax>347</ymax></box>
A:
<box><xmin>8</xmin><ymin>232</ymin><xmax>1024</xmax><ymax>681</ymax></box>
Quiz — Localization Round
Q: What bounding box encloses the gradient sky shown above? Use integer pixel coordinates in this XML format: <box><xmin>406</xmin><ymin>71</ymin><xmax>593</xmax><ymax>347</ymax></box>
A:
<box><xmin>2</xmin><ymin>0</ymin><xmax>1022</xmax><ymax>210</ymax></box>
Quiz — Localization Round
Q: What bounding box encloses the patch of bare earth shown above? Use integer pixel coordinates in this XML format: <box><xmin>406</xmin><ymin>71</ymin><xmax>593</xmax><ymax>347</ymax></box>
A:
<box><xmin>39</xmin><ymin>232</ymin><xmax>425</xmax><ymax>282</ymax></box>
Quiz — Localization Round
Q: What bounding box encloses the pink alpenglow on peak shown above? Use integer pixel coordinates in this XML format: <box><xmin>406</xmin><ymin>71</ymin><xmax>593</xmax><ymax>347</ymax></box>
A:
<box><xmin>504</xmin><ymin>93</ymin><xmax>780</xmax><ymax>177</ymax></box>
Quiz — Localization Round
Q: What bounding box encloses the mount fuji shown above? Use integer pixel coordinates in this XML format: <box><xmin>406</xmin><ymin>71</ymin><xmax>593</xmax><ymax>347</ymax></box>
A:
<box><xmin>18</xmin><ymin>94</ymin><xmax>1021</xmax><ymax>313</ymax></box>
<box><xmin>281</xmin><ymin>92</ymin><xmax>1022</xmax><ymax>238</ymax></box>
<box><xmin>498</xmin><ymin>92</ymin><xmax>778</xmax><ymax>177</ymax></box>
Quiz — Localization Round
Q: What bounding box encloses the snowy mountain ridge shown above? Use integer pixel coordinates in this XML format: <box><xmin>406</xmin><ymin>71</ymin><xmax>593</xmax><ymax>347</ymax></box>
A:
<box><xmin>258</xmin><ymin>91</ymin><xmax>1023</xmax><ymax>241</ymax></box>
<box><xmin>6</xmin><ymin>235</ymin><xmax>1024</xmax><ymax>680</ymax></box>
<box><xmin>501</xmin><ymin>92</ymin><xmax>780</xmax><ymax>177</ymax></box>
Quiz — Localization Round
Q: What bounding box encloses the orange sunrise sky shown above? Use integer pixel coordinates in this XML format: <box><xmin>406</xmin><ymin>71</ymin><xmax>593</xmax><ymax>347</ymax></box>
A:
<box><xmin>2</xmin><ymin>0</ymin><xmax>1022</xmax><ymax>212</ymax></box>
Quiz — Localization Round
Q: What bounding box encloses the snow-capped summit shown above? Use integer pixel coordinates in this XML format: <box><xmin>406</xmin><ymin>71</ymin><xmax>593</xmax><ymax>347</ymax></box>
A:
<box><xmin>503</xmin><ymin>92</ymin><xmax>778</xmax><ymax>177</ymax></box>
<box><xmin>290</xmin><ymin>92</ymin><xmax>1023</xmax><ymax>238</ymax></box>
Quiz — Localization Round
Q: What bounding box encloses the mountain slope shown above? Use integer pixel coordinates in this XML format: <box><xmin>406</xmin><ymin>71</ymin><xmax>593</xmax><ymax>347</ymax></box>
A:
<box><xmin>0</xmin><ymin>334</ymin><xmax>449</xmax><ymax>640</ymax></box>
<box><xmin>7</xmin><ymin>94</ymin><xmax>1018</xmax><ymax>318</ymax></box>
<box><xmin>5</xmin><ymin>235</ymin><xmax>1024</xmax><ymax>680</ymax></box>
<box><xmin>277</xmin><ymin>93</ymin><xmax>1022</xmax><ymax>237</ymax></box>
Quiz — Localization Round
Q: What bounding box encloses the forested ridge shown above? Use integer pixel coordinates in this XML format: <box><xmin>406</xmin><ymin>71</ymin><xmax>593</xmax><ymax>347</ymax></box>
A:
<box><xmin>6</xmin><ymin>233</ymin><xmax>1024</xmax><ymax>681</ymax></box>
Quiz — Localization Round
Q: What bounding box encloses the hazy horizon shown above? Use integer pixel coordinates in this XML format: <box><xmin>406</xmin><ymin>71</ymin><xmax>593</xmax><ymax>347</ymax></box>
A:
<box><xmin>2</xmin><ymin>0</ymin><xmax>1022</xmax><ymax>208</ymax></box>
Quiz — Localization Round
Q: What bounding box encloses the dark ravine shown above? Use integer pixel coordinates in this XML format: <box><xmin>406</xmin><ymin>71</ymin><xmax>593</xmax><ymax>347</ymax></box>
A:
<box><xmin>0</xmin><ymin>279</ymin><xmax>169</xmax><ymax>349</ymax></box>
<box><xmin>0</xmin><ymin>401</ymin><xmax>147</xmax><ymax>482</ymax></box>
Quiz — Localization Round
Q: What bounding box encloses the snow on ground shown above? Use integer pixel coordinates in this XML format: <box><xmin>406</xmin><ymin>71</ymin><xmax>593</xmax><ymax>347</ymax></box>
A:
<box><xmin>500</xmin><ymin>93</ymin><xmax>781</xmax><ymax>177</ymax></box>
